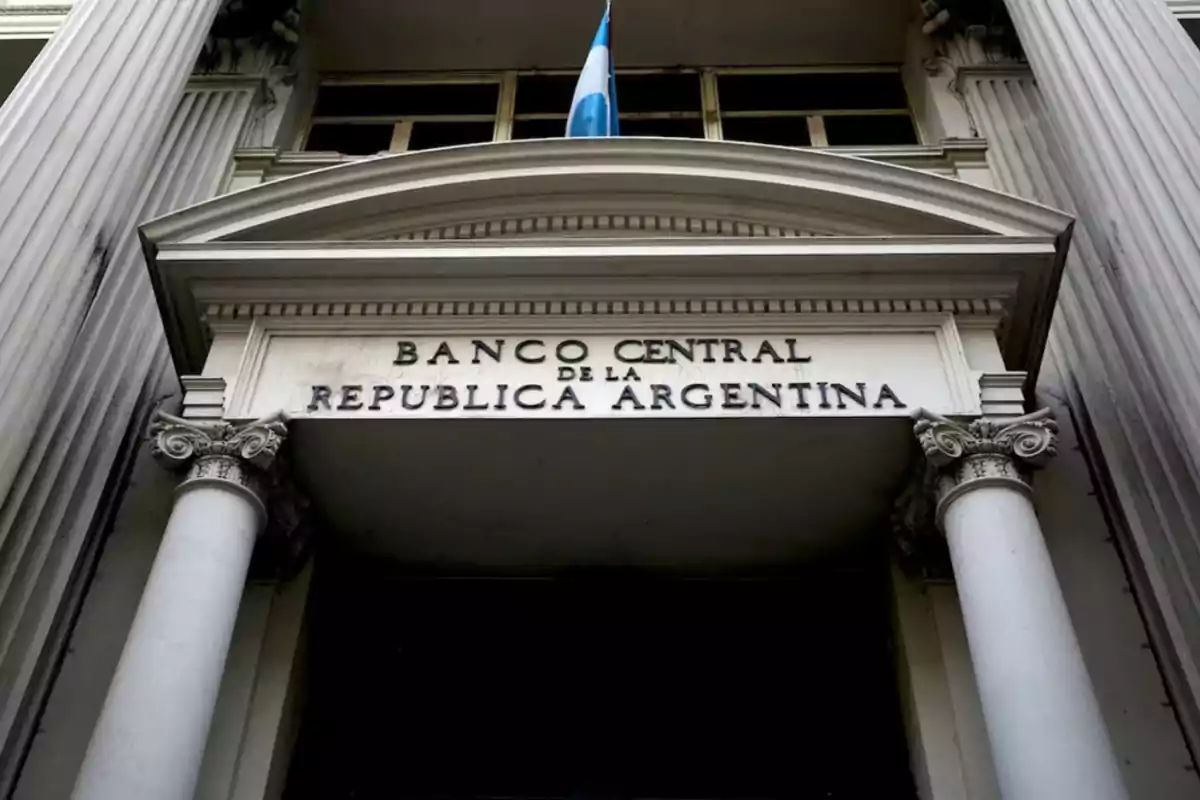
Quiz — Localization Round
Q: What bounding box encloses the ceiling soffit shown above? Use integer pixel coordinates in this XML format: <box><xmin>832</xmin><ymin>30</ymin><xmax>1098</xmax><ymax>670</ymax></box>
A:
<box><xmin>309</xmin><ymin>0</ymin><xmax>908</xmax><ymax>71</ymax></box>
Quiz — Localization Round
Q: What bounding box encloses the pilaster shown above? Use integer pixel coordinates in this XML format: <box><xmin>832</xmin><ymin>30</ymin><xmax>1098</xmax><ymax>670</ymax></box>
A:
<box><xmin>1001</xmin><ymin>0</ymin><xmax>1200</xmax><ymax>544</ymax></box>
<box><xmin>962</xmin><ymin>0</ymin><xmax>1200</xmax><ymax>755</ymax></box>
<box><xmin>0</xmin><ymin>0</ymin><xmax>222</xmax><ymax>561</ymax></box>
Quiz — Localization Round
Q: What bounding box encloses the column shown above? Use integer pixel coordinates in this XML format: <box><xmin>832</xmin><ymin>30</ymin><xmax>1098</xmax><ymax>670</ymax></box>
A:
<box><xmin>71</xmin><ymin>411</ymin><xmax>289</xmax><ymax>800</ymax></box>
<box><xmin>913</xmin><ymin>408</ymin><xmax>1127</xmax><ymax>800</ymax></box>
<box><xmin>0</xmin><ymin>0</ymin><xmax>222</xmax><ymax>528</ymax></box>
<box><xmin>999</xmin><ymin>0</ymin><xmax>1200</xmax><ymax>473</ymax></box>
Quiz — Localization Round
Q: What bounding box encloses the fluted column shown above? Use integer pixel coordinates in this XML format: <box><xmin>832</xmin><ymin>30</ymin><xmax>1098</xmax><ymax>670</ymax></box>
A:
<box><xmin>913</xmin><ymin>409</ymin><xmax>1127</xmax><ymax>800</ymax></box>
<box><xmin>71</xmin><ymin>411</ymin><xmax>288</xmax><ymax>800</ymax></box>
<box><xmin>999</xmin><ymin>0</ymin><xmax>1200</xmax><ymax>480</ymax></box>
<box><xmin>0</xmin><ymin>0</ymin><xmax>222</xmax><ymax>529</ymax></box>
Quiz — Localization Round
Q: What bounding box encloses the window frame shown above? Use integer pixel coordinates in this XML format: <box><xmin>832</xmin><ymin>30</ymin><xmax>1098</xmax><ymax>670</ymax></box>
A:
<box><xmin>299</xmin><ymin>72</ymin><xmax>506</xmax><ymax>154</ymax></box>
<box><xmin>300</xmin><ymin>65</ymin><xmax>919</xmax><ymax>153</ymax></box>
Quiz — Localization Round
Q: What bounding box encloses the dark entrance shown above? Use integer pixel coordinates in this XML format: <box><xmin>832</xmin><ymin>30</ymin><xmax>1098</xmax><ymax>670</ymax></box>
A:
<box><xmin>284</xmin><ymin>553</ymin><xmax>916</xmax><ymax>800</ymax></box>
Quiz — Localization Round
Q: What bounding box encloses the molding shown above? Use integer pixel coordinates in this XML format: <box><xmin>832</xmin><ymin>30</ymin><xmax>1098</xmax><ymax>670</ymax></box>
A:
<box><xmin>0</xmin><ymin>4</ymin><xmax>71</xmax><ymax>40</ymax></box>
<box><xmin>370</xmin><ymin>212</ymin><xmax>829</xmax><ymax>242</ymax></box>
<box><xmin>953</xmin><ymin>64</ymin><xmax>1036</xmax><ymax>94</ymax></box>
<box><xmin>1167</xmin><ymin>1</ymin><xmax>1200</xmax><ymax>19</ymax></box>
<box><xmin>227</xmin><ymin>139</ymin><xmax>994</xmax><ymax>197</ymax></box>
<box><xmin>200</xmin><ymin>296</ymin><xmax>1009</xmax><ymax>323</ymax></box>
<box><xmin>144</xmin><ymin>138</ymin><xmax>1072</xmax><ymax>245</ymax></box>
<box><xmin>180</xmin><ymin>375</ymin><xmax>227</xmax><ymax>420</ymax></box>
<box><xmin>978</xmin><ymin>371</ymin><xmax>1028</xmax><ymax>418</ymax></box>
<box><xmin>147</xmin><ymin>235</ymin><xmax>1052</xmax><ymax>377</ymax></box>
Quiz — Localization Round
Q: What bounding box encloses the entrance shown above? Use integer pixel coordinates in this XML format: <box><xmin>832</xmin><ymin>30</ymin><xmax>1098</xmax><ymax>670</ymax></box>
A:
<box><xmin>282</xmin><ymin>551</ymin><xmax>916</xmax><ymax>800</ymax></box>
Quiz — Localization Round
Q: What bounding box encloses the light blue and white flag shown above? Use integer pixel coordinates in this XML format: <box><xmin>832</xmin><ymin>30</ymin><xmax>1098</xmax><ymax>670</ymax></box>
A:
<box><xmin>566</xmin><ymin>1</ymin><xmax>619</xmax><ymax>137</ymax></box>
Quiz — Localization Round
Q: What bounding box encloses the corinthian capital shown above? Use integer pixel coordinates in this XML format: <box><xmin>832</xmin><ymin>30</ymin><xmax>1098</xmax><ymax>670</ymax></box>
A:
<box><xmin>912</xmin><ymin>407</ymin><xmax>1058</xmax><ymax>517</ymax></box>
<box><xmin>150</xmin><ymin>410</ymin><xmax>289</xmax><ymax>472</ymax></box>
<box><xmin>148</xmin><ymin>410</ymin><xmax>290</xmax><ymax>513</ymax></box>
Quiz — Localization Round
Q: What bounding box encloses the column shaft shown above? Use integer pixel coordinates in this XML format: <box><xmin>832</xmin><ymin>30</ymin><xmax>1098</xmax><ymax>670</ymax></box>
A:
<box><xmin>71</xmin><ymin>482</ymin><xmax>259</xmax><ymax>800</ymax></box>
<box><xmin>943</xmin><ymin>484</ymin><xmax>1126</xmax><ymax>800</ymax></box>
<box><xmin>0</xmin><ymin>0</ymin><xmax>221</xmax><ymax>521</ymax></box>
<box><xmin>913</xmin><ymin>408</ymin><xmax>1127</xmax><ymax>798</ymax></box>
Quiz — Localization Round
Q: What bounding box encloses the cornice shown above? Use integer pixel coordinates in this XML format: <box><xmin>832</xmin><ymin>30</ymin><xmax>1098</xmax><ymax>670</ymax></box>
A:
<box><xmin>0</xmin><ymin>4</ymin><xmax>71</xmax><ymax>39</ymax></box>
<box><xmin>1167</xmin><ymin>0</ymin><xmax>1200</xmax><ymax>19</ymax></box>
<box><xmin>0</xmin><ymin>4</ymin><xmax>71</xmax><ymax>13</ymax></box>
<box><xmin>148</xmin><ymin>235</ymin><xmax>1052</xmax><ymax>377</ymax></box>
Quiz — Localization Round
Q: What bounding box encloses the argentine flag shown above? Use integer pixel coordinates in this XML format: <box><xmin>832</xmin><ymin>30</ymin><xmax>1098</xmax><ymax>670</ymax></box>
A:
<box><xmin>566</xmin><ymin>2</ymin><xmax>619</xmax><ymax>137</ymax></box>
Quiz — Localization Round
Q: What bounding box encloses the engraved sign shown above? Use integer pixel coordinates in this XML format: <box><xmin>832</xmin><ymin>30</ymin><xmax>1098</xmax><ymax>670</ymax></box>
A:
<box><xmin>236</xmin><ymin>332</ymin><xmax>970</xmax><ymax>419</ymax></box>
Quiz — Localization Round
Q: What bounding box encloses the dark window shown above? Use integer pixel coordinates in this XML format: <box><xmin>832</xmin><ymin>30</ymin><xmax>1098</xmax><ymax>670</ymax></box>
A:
<box><xmin>513</xmin><ymin>71</ymin><xmax>703</xmax><ymax>140</ymax></box>
<box><xmin>512</xmin><ymin>118</ymin><xmax>569</xmax><ymax>140</ymax></box>
<box><xmin>825</xmin><ymin>114</ymin><xmax>918</xmax><ymax>146</ymax></box>
<box><xmin>313</xmin><ymin>83</ymin><xmax>499</xmax><ymax>117</ymax></box>
<box><xmin>619</xmin><ymin>117</ymin><xmax>705</xmax><ymax>138</ymax></box>
<box><xmin>514</xmin><ymin>74</ymin><xmax>578</xmax><ymax>115</ymax></box>
<box><xmin>304</xmin><ymin>123</ymin><xmax>392</xmax><ymax>155</ymax></box>
<box><xmin>717</xmin><ymin>72</ymin><xmax>909</xmax><ymax>112</ymax></box>
<box><xmin>715</xmin><ymin>71</ymin><xmax>916</xmax><ymax>148</ymax></box>
<box><xmin>722</xmin><ymin>116</ymin><xmax>812</xmax><ymax>147</ymax></box>
<box><xmin>616</xmin><ymin>72</ymin><xmax>702</xmax><ymax>113</ymax></box>
<box><xmin>407</xmin><ymin>121</ymin><xmax>496</xmax><ymax>151</ymax></box>
<box><xmin>306</xmin><ymin>80</ymin><xmax>500</xmax><ymax>155</ymax></box>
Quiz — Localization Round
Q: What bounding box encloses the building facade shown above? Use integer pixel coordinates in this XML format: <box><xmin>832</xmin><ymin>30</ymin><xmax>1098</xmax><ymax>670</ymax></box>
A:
<box><xmin>1</xmin><ymin>1</ymin><xmax>1200</xmax><ymax>798</ymax></box>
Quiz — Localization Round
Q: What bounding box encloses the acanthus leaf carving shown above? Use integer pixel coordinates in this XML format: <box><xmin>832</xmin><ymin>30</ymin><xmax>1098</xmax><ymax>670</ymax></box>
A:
<box><xmin>149</xmin><ymin>410</ymin><xmax>290</xmax><ymax>472</ymax></box>
<box><xmin>911</xmin><ymin>406</ymin><xmax>1058</xmax><ymax>520</ymax></box>
<box><xmin>914</xmin><ymin>406</ymin><xmax>1057</xmax><ymax>468</ymax></box>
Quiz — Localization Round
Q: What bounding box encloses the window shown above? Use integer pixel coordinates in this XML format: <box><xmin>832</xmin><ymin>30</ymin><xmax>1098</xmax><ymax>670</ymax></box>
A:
<box><xmin>303</xmin><ymin>79</ymin><xmax>501</xmax><ymax>155</ymax></box>
<box><xmin>513</xmin><ymin>71</ymin><xmax>704</xmax><ymax>140</ymax></box>
<box><xmin>301</xmin><ymin>68</ymin><xmax>918</xmax><ymax>155</ymax></box>
<box><xmin>715</xmin><ymin>70</ymin><xmax>917</xmax><ymax>147</ymax></box>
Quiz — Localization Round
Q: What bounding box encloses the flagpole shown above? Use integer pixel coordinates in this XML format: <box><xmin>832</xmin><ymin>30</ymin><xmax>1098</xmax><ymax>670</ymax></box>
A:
<box><xmin>607</xmin><ymin>0</ymin><xmax>620</xmax><ymax>135</ymax></box>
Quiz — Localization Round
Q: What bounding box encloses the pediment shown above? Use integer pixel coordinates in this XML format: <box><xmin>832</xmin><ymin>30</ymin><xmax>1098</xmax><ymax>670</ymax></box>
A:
<box><xmin>142</xmin><ymin>138</ymin><xmax>1072</xmax><ymax>244</ymax></box>
<box><xmin>140</xmin><ymin>138</ymin><xmax>1074</xmax><ymax>387</ymax></box>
